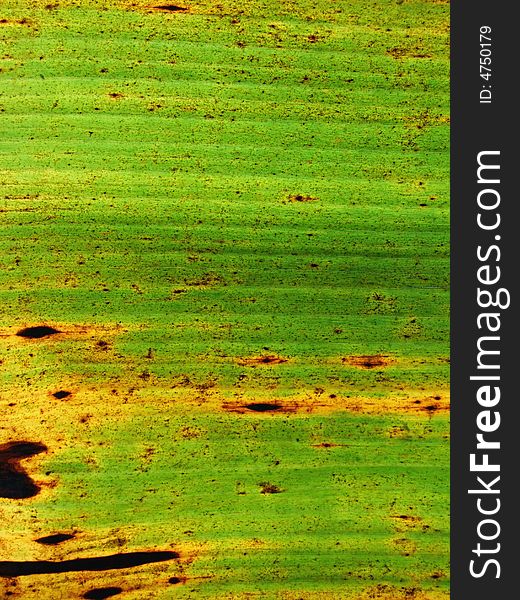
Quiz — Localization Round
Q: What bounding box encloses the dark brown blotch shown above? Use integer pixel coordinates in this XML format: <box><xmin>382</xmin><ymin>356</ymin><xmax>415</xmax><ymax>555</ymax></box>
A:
<box><xmin>287</xmin><ymin>194</ymin><xmax>319</xmax><ymax>203</ymax></box>
<box><xmin>35</xmin><ymin>533</ymin><xmax>75</xmax><ymax>546</ymax></box>
<box><xmin>16</xmin><ymin>326</ymin><xmax>61</xmax><ymax>339</ymax></box>
<box><xmin>222</xmin><ymin>401</ymin><xmax>297</xmax><ymax>415</ymax></box>
<box><xmin>312</xmin><ymin>442</ymin><xmax>346</xmax><ymax>449</ymax></box>
<box><xmin>0</xmin><ymin>441</ymin><xmax>47</xmax><ymax>499</ymax></box>
<box><xmin>245</xmin><ymin>403</ymin><xmax>282</xmax><ymax>413</ymax></box>
<box><xmin>52</xmin><ymin>390</ymin><xmax>72</xmax><ymax>400</ymax></box>
<box><xmin>83</xmin><ymin>588</ymin><xmax>123</xmax><ymax>600</ymax></box>
<box><xmin>0</xmin><ymin>551</ymin><xmax>179</xmax><ymax>577</ymax></box>
<box><xmin>259</xmin><ymin>482</ymin><xmax>283</xmax><ymax>494</ymax></box>
<box><xmin>151</xmin><ymin>4</ymin><xmax>188</xmax><ymax>11</ymax></box>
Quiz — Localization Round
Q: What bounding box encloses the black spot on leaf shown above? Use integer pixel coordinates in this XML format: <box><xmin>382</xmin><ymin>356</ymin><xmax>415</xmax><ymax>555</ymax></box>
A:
<box><xmin>16</xmin><ymin>326</ymin><xmax>60</xmax><ymax>339</ymax></box>
<box><xmin>35</xmin><ymin>533</ymin><xmax>75</xmax><ymax>546</ymax></box>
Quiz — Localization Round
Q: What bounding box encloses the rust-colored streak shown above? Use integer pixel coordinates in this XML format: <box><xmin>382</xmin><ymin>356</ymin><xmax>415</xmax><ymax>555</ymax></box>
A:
<box><xmin>342</xmin><ymin>355</ymin><xmax>392</xmax><ymax>369</ymax></box>
<box><xmin>236</xmin><ymin>355</ymin><xmax>289</xmax><ymax>367</ymax></box>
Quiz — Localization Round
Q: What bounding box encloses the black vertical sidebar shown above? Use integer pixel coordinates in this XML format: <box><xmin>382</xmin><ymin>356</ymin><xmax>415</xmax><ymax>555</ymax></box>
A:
<box><xmin>451</xmin><ymin>1</ymin><xmax>517</xmax><ymax>598</ymax></box>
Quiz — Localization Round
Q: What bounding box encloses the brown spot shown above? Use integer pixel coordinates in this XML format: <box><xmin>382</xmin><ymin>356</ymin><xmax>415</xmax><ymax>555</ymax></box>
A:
<box><xmin>168</xmin><ymin>576</ymin><xmax>187</xmax><ymax>585</ymax></box>
<box><xmin>108</xmin><ymin>92</ymin><xmax>124</xmax><ymax>99</ymax></box>
<box><xmin>245</xmin><ymin>403</ymin><xmax>282</xmax><ymax>413</ymax></box>
<box><xmin>237</xmin><ymin>355</ymin><xmax>288</xmax><ymax>367</ymax></box>
<box><xmin>287</xmin><ymin>194</ymin><xmax>319</xmax><ymax>203</ymax></box>
<box><xmin>0</xmin><ymin>441</ymin><xmax>47</xmax><ymax>499</ymax></box>
<box><xmin>408</xmin><ymin>394</ymin><xmax>449</xmax><ymax>415</ymax></box>
<box><xmin>342</xmin><ymin>355</ymin><xmax>392</xmax><ymax>369</ymax></box>
<box><xmin>311</xmin><ymin>442</ymin><xmax>346</xmax><ymax>449</ymax></box>
<box><xmin>83</xmin><ymin>588</ymin><xmax>123</xmax><ymax>600</ymax></box>
<box><xmin>52</xmin><ymin>390</ymin><xmax>72</xmax><ymax>400</ymax></box>
<box><xmin>431</xmin><ymin>571</ymin><xmax>445</xmax><ymax>579</ymax></box>
<box><xmin>0</xmin><ymin>17</ymin><xmax>33</xmax><ymax>27</ymax></box>
<box><xmin>390</xmin><ymin>514</ymin><xmax>425</xmax><ymax>534</ymax></box>
<box><xmin>16</xmin><ymin>326</ymin><xmax>61</xmax><ymax>339</ymax></box>
<box><xmin>259</xmin><ymin>482</ymin><xmax>283</xmax><ymax>494</ymax></box>
<box><xmin>223</xmin><ymin>401</ymin><xmax>297</xmax><ymax>415</ymax></box>
<box><xmin>149</xmin><ymin>4</ymin><xmax>189</xmax><ymax>12</ymax></box>
<box><xmin>392</xmin><ymin>514</ymin><xmax>421</xmax><ymax>522</ymax></box>
<box><xmin>35</xmin><ymin>533</ymin><xmax>75</xmax><ymax>546</ymax></box>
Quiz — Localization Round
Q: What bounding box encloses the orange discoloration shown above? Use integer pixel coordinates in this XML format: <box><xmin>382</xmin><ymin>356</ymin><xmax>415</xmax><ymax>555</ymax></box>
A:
<box><xmin>236</xmin><ymin>355</ymin><xmax>289</xmax><ymax>367</ymax></box>
<box><xmin>311</xmin><ymin>442</ymin><xmax>348</xmax><ymax>449</ymax></box>
<box><xmin>342</xmin><ymin>354</ymin><xmax>393</xmax><ymax>369</ymax></box>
